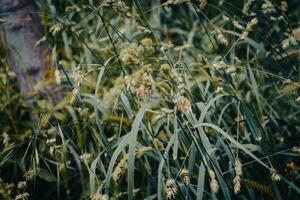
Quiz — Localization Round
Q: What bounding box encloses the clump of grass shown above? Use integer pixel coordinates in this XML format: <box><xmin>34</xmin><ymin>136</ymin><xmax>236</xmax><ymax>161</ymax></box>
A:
<box><xmin>0</xmin><ymin>0</ymin><xmax>300</xmax><ymax>199</ymax></box>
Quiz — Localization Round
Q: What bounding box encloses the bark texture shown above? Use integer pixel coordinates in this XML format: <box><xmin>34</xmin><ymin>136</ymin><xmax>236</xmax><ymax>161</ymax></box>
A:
<box><xmin>0</xmin><ymin>0</ymin><xmax>28</xmax><ymax>11</ymax></box>
<box><xmin>0</xmin><ymin>0</ymin><xmax>61</xmax><ymax>103</ymax></box>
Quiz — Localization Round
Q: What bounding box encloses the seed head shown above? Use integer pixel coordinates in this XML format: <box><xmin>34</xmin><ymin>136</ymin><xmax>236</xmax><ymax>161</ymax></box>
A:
<box><xmin>17</xmin><ymin>181</ymin><xmax>27</xmax><ymax>189</ymax></box>
<box><xmin>226</xmin><ymin>66</ymin><xmax>237</xmax><ymax>75</ymax></box>
<box><xmin>199</xmin><ymin>0</ymin><xmax>207</xmax><ymax>10</ymax></box>
<box><xmin>208</xmin><ymin>170</ymin><xmax>219</xmax><ymax>193</ymax></box>
<box><xmin>138</xmin><ymin>26</ymin><xmax>152</xmax><ymax>35</ymax></box>
<box><xmin>49</xmin><ymin>145</ymin><xmax>62</xmax><ymax>157</ymax></box>
<box><xmin>15</xmin><ymin>192</ymin><xmax>29</xmax><ymax>200</ymax></box>
<box><xmin>120</xmin><ymin>43</ymin><xmax>144</xmax><ymax>65</ymax></box>
<box><xmin>35</xmin><ymin>36</ymin><xmax>46</xmax><ymax>47</ymax></box>
<box><xmin>153</xmin><ymin>138</ymin><xmax>165</xmax><ymax>152</ymax></box>
<box><xmin>261</xmin><ymin>2</ymin><xmax>276</xmax><ymax>14</ymax></box>
<box><xmin>233</xmin><ymin>176</ymin><xmax>241</xmax><ymax>194</ymax></box>
<box><xmin>233</xmin><ymin>160</ymin><xmax>242</xmax><ymax>194</ymax></box>
<box><xmin>160</xmin><ymin>63</ymin><xmax>172</xmax><ymax>74</ymax></box>
<box><xmin>165</xmin><ymin>179</ymin><xmax>178</xmax><ymax>199</ymax></box>
<box><xmin>136</xmin><ymin>85</ymin><xmax>146</xmax><ymax>97</ymax></box>
<box><xmin>112</xmin><ymin>1</ymin><xmax>129</xmax><ymax>14</ymax></box>
<box><xmin>281</xmin><ymin>1</ymin><xmax>288</xmax><ymax>12</ymax></box>
<box><xmin>70</xmin><ymin>88</ymin><xmax>78</xmax><ymax>104</ymax></box>
<box><xmin>175</xmin><ymin>97</ymin><xmax>191</xmax><ymax>113</ymax></box>
<box><xmin>212</xmin><ymin>61</ymin><xmax>227</xmax><ymax>71</ymax></box>
<box><xmin>241</xmin><ymin>17</ymin><xmax>258</xmax><ymax>39</ymax></box>
<box><xmin>50</xmin><ymin>24</ymin><xmax>62</xmax><ymax>36</ymax></box>
<box><xmin>46</xmin><ymin>138</ymin><xmax>56</xmax><ymax>145</ymax></box>
<box><xmin>210</xmin><ymin>179</ymin><xmax>219</xmax><ymax>193</ymax></box>
<box><xmin>292</xmin><ymin>146</ymin><xmax>300</xmax><ymax>153</ymax></box>
<box><xmin>242</xmin><ymin>0</ymin><xmax>254</xmax><ymax>14</ymax></box>
<box><xmin>136</xmin><ymin>146</ymin><xmax>153</xmax><ymax>158</ymax></box>
<box><xmin>141</xmin><ymin>38</ymin><xmax>154</xmax><ymax>52</ymax></box>
<box><xmin>55</xmin><ymin>69</ymin><xmax>61</xmax><ymax>85</ymax></box>
<box><xmin>160</xmin><ymin>41</ymin><xmax>174</xmax><ymax>52</ymax></box>
<box><xmin>217</xmin><ymin>29</ymin><xmax>228</xmax><ymax>46</ymax></box>
<box><xmin>235</xmin><ymin>160</ymin><xmax>242</xmax><ymax>176</ymax></box>
<box><xmin>24</xmin><ymin>170</ymin><xmax>34</xmax><ymax>181</ymax></box>
<box><xmin>90</xmin><ymin>192</ymin><xmax>109</xmax><ymax>200</ymax></box>
<box><xmin>2</xmin><ymin>132</ymin><xmax>10</xmax><ymax>147</ymax></box>
<box><xmin>248</xmin><ymin>18</ymin><xmax>258</xmax><ymax>29</ymax></box>
<box><xmin>180</xmin><ymin>169</ymin><xmax>190</xmax><ymax>186</ymax></box>
<box><xmin>165</xmin><ymin>0</ymin><xmax>188</xmax><ymax>5</ymax></box>
<box><xmin>223</xmin><ymin>15</ymin><xmax>230</xmax><ymax>22</ymax></box>
<box><xmin>112</xmin><ymin>155</ymin><xmax>128</xmax><ymax>181</ymax></box>
<box><xmin>216</xmin><ymin>86</ymin><xmax>224</xmax><ymax>93</ymax></box>
<box><xmin>270</xmin><ymin>169</ymin><xmax>281</xmax><ymax>182</ymax></box>
<box><xmin>233</xmin><ymin>20</ymin><xmax>244</xmax><ymax>30</ymax></box>
<box><xmin>80</xmin><ymin>153</ymin><xmax>94</xmax><ymax>163</ymax></box>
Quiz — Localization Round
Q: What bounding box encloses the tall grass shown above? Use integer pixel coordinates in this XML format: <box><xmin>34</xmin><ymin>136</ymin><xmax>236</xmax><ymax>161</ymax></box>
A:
<box><xmin>0</xmin><ymin>0</ymin><xmax>300</xmax><ymax>199</ymax></box>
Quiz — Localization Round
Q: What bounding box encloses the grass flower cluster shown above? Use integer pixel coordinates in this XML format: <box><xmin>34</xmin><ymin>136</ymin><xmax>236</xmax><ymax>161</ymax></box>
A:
<box><xmin>0</xmin><ymin>0</ymin><xmax>299</xmax><ymax>199</ymax></box>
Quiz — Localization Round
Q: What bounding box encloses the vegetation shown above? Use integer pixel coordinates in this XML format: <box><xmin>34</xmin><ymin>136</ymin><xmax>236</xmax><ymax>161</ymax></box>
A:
<box><xmin>0</xmin><ymin>0</ymin><xmax>300</xmax><ymax>199</ymax></box>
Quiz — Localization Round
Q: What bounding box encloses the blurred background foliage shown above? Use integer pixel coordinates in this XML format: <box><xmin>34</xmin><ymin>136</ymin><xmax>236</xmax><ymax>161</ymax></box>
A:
<box><xmin>0</xmin><ymin>0</ymin><xmax>300</xmax><ymax>199</ymax></box>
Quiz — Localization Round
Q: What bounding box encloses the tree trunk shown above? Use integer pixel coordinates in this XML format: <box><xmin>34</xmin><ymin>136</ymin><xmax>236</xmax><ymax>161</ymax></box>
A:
<box><xmin>0</xmin><ymin>0</ymin><xmax>61</xmax><ymax>103</ymax></box>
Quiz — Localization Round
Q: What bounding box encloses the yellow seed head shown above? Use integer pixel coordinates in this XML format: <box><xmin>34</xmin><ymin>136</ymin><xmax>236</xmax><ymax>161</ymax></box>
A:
<box><xmin>165</xmin><ymin>179</ymin><xmax>178</xmax><ymax>199</ymax></box>
<box><xmin>180</xmin><ymin>169</ymin><xmax>190</xmax><ymax>185</ymax></box>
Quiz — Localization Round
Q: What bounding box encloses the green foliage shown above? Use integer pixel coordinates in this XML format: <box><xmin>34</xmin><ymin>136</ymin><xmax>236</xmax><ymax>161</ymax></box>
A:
<box><xmin>0</xmin><ymin>0</ymin><xmax>300</xmax><ymax>199</ymax></box>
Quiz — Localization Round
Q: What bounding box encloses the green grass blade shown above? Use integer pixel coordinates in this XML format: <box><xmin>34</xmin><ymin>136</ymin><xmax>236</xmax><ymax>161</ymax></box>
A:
<box><xmin>128</xmin><ymin>103</ymin><xmax>150</xmax><ymax>199</ymax></box>
<box><xmin>196</xmin><ymin>163</ymin><xmax>206</xmax><ymax>200</ymax></box>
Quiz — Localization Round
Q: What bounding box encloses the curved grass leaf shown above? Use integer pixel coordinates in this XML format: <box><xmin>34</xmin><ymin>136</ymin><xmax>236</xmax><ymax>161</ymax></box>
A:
<box><xmin>128</xmin><ymin>103</ymin><xmax>150</xmax><ymax>199</ymax></box>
